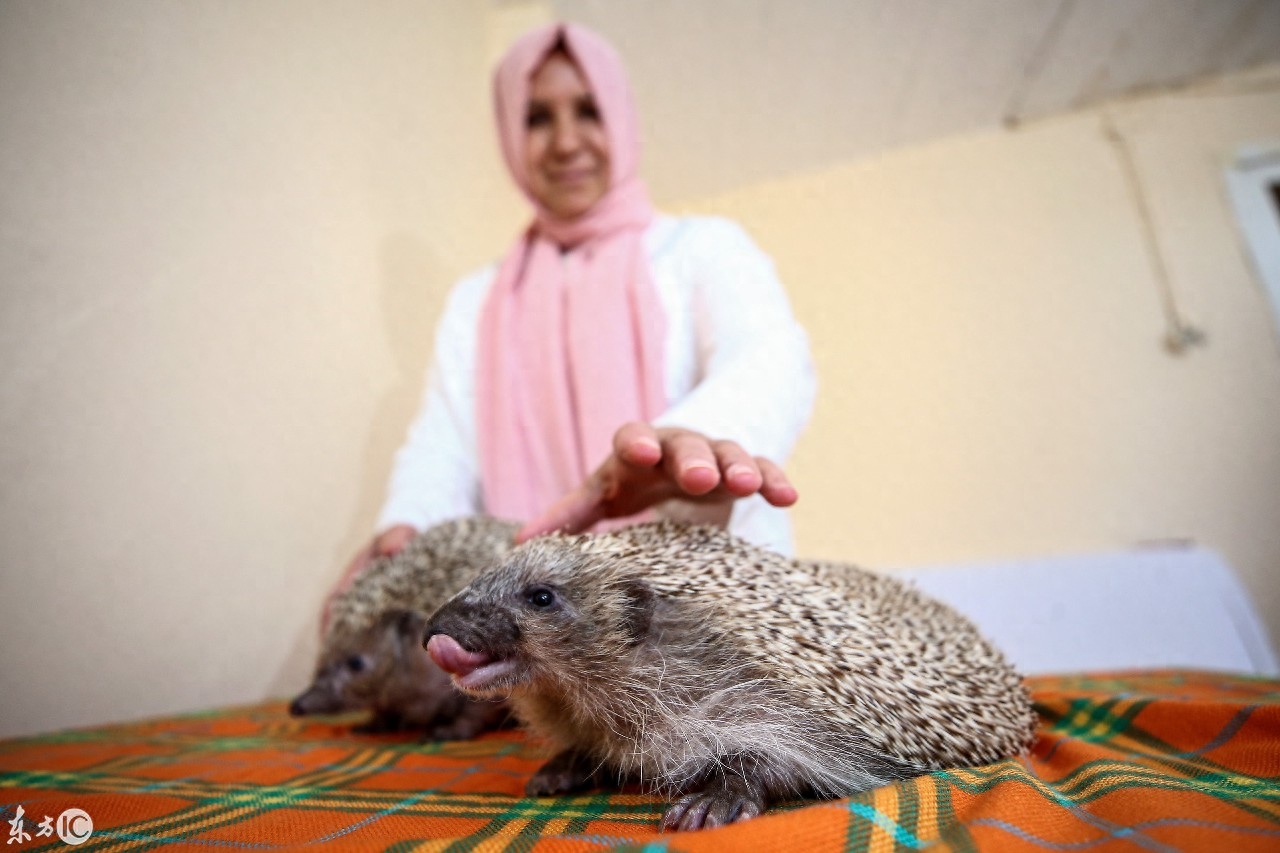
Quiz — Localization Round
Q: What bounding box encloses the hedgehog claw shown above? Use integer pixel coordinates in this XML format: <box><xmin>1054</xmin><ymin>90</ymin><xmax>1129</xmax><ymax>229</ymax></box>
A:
<box><xmin>706</xmin><ymin>796</ymin><xmax>743</xmax><ymax>827</ymax></box>
<box><xmin>663</xmin><ymin>791</ymin><xmax>762</xmax><ymax>831</ymax></box>
<box><xmin>660</xmin><ymin>799</ymin><xmax>689</xmax><ymax>831</ymax></box>
<box><xmin>663</xmin><ymin>764</ymin><xmax>767</xmax><ymax>831</ymax></box>
<box><xmin>663</xmin><ymin>793</ymin><xmax>712</xmax><ymax>831</ymax></box>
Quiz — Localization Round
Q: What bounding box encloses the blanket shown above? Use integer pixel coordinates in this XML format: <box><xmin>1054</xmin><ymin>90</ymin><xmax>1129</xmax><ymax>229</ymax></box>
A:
<box><xmin>2</xmin><ymin>671</ymin><xmax>1278</xmax><ymax>851</ymax></box>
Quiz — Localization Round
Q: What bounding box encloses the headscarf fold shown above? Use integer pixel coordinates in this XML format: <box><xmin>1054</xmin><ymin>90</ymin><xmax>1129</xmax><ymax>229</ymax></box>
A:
<box><xmin>477</xmin><ymin>22</ymin><xmax>667</xmax><ymax>522</ymax></box>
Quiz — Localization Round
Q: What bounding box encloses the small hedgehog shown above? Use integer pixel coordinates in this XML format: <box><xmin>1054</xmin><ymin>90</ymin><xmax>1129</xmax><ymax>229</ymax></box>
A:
<box><xmin>290</xmin><ymin>515</ymin><xmax>518</xmax><ymax>737</ymax></box>
<box><xmin>425</xmin><ymin>522</ymin><xmax>1036</xmax><ymax>830</ymax></box>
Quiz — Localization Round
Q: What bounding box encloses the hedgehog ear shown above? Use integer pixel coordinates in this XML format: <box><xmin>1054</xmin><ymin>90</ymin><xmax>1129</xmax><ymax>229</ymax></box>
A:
<box><xmin>380</xmin><ymin>609</ymin><xmax>427</xmax><ymax>641</ymax></box>
<box><xmin>621</xmin><ymin>581</ymin><xmax>655</xmax><ymax>644</ymax></box>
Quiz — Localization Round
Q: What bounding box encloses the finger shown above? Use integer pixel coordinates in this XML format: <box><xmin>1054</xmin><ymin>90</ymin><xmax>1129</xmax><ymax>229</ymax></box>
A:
<box><xmin>516</xmin><ymin>481</ymin><xmax>607</xmax><ymax>543</ymax></box>
<box><xmin>660</xmin><ymin>431</ymin><xmax>720</xmax><ymax>496</ymax></box>
<box><xmin>756</xmin><ymin>457</ymin><xmax>798</xmax><ymax>507</ymax></box>
<box><xmin>375</xmin><ymin>525</ymin><xmax>415</xmax><ymax>557</ymax></box>
<box><xmin>613</xmin><ymin>421</ymin><xmax>662</xmax><ymax>467</ymax></box>
<box><xmin>711</xmin><ymin>440</ymin><xmax>763</xmax><ymax>496</ymax></box>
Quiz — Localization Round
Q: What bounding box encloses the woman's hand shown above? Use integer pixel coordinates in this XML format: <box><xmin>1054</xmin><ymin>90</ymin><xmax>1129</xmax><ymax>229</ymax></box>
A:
<box><xmin>515</xmin><ymin>422</ymin><xmax>797</xmax><ymax>542</ymax></box>
<box><xmin>371</xmin><ymin>525</ymin><xmax>416</xmax><ymax>559</ymax></box>
<box><xmin>321</xmin><ymin>525</ymin><xmax>417</xmax><ymax>633</ymax></box>
<box><xmin>340</xmin><ymin>525</ymin><xmax>417</xmax><ymax>589</ymax></box>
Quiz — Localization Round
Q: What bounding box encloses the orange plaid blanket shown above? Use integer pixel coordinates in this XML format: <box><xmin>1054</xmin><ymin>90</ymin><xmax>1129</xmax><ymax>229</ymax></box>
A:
<box><xmin>2</xmin><ymin>671</ymin><xmax>1278</xmax><ymax>851</ymax></box>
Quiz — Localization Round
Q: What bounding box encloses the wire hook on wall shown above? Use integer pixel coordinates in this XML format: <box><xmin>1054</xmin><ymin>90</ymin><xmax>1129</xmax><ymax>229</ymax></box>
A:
<box><xmin>1101</xmin><ymin>110</ymin><xmax>1207</xmax><ymax>356</ymax></box>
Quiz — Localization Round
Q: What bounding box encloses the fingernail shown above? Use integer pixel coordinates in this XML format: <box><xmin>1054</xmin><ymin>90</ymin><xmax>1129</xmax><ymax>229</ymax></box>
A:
<box><xmin>726</xmin><ymin>464</ymin><xmax>754</xmax><ymax>481</ymax></box>
<box><xmin>681</xmin><ymin>463</ymin><xmax>717</xmax><ymax>489</ymax></box>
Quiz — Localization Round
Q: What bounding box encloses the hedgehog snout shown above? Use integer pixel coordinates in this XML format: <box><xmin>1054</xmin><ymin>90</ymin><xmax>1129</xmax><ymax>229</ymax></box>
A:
<box><xmin>289</xmin><ymin>684</ymin><xmax>340</xmax><ymax>716</ymax></box>
<box><xmin>424</xmin><ymin>597</ymin><xmax>520</xmax><ymax>659</ymax></box>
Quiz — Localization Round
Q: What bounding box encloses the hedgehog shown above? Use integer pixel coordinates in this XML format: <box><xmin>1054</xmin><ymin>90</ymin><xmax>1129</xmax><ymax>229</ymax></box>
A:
<box><xmin>424</xmin><ymin>521</ymin><xmax>1036</xmax><ymax>830</ymax></box>
<box><xmin>290</xmin><ymin>515</ymin><xmax>518</xmax><ymax>737</ymax></box>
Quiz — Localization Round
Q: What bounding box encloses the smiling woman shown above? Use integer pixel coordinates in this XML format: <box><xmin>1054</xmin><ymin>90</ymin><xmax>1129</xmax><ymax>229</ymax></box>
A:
<box><xmin>523</xmin><ymin>49</ymin><xmax>611</xmax><ymax>219</ymax></box>
<box><xmin>325</xmin><ymin>21</ymin><xmax>816</xmax><ymax>621</ymax></box>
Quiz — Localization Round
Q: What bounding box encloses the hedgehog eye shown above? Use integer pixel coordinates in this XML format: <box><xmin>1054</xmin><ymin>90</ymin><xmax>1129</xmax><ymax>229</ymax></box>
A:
<box><xmin>525</xmin><ymin>586</ymin><xmax>556</xmax><ymax>609</ymax></box>
<box><xmin>346</xmin><ymin>655</ymin><xmax>367</xmax><ymax>672</ymax></box>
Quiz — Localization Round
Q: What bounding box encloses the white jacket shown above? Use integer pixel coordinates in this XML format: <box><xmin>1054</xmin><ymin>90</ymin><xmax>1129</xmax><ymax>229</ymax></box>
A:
<box><xmin>376</xmin><ymin>215</ymin><xmax>816</xmax><ymax>555</ymax></box>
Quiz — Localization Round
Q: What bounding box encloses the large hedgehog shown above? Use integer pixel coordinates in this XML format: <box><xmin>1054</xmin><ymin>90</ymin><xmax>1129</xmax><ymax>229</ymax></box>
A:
<box><xmin>425</xmin><ymin>522</ymin><xmax>1036</xmax><ymax>830</ymax></box>
<box><xmin>290</xmin><ymin>515</ymin><xmax>518</xmax><ymax>737</ymax></box>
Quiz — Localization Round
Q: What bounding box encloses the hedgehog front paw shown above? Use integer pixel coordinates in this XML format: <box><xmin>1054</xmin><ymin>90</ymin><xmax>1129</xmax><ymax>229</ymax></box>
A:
<box><xmin>353</xmin><ymin>711</ymin><xmax>403</xmax><ymax>734</ymax></box>
<box><xmin>525</xmin><ymin>749</ymin><xmax>597</xmax><ymax>797</ymax></box>
<box><xmin>662</xmin><ymin>757</ymin><xmax>768</xmax><ymax>832</ymax></box>
<box><xmin>427</xmin><ymin>702</ymin><xmax>510</xmax><ymax>741</ymax></box>
<box><xmin>425</xmin><ymin>720</ymin><xmax>472</xmax><ymax>741</ymax></box>
<box><xmin>661</xmin><ymin>790</ymin><xmax>763</xmax><ymax>831</ymax></box>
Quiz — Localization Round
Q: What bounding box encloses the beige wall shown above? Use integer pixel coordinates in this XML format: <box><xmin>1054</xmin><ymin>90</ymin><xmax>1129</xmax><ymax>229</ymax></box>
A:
<box><xmin>2</xmin><ymin>1</ymin><xmax>1278</xmax><ymax>738</ymax></box>
<box><xmin>684</xmin><ymin>70</ymin><xmax>1280</xmax><ymax>641</ymax></box>
<box><xmin>0</xmin><ymin>1</ymin><xmax>524</xmax><ymax>737</ymax></box>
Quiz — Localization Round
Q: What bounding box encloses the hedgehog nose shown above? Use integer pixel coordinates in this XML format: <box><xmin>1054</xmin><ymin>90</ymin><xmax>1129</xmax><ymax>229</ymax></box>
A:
<box><xmin>289</xmin><ymin>690</ymin><xmax>318</xmax><ymax>717</ymax></box>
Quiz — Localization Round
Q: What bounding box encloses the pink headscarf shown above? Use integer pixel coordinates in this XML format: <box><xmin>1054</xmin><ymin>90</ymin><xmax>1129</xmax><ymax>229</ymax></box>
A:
<box><xmin>476</xmin><ymin>22</ymin><xmax>667</xmax><ymax>522</ymax></box>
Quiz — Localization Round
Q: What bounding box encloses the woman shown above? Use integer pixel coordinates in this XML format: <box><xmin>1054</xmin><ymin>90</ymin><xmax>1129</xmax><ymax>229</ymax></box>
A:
<box><xmin>344</xmin><ymin>22</ymin><xmax>815</xmax><ymax>587</ymax></box>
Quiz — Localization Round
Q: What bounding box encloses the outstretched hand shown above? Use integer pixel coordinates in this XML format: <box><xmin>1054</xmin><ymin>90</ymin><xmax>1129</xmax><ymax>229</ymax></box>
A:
<box><xmin>515</xmin><ymin>422</ymin><xmax>797</xmax><ymax>543</ymax></box>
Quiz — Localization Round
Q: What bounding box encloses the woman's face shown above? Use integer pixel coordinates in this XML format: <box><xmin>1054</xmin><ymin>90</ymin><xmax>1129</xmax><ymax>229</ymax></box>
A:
<box><xmin>523</xmin><ymin>52</ymin><xmax>610</xmax><ymax>219</ymax></box>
